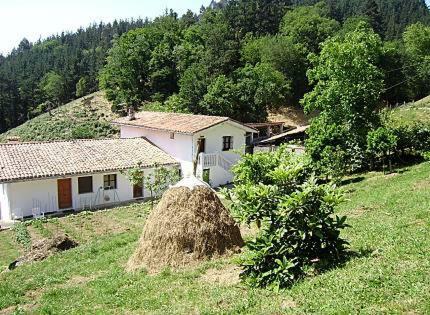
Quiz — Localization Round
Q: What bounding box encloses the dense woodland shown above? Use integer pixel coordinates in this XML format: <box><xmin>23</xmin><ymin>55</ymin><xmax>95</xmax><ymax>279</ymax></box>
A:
<box><xmin>0</xmin><ymin>0</ymin><xmax>430</xmax><ymax>132</ymax></box>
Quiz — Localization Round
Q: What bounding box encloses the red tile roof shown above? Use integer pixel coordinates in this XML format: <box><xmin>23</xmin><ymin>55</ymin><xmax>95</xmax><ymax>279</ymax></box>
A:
<box><xmin>0</xmin><ymin>138</ymin><xmax>178</xmax><ymax>183</ymax></box>
<box><xmin>112</xmin><ymin>111</ymin><xmax>254</xmax><ymax>134</ymax></box>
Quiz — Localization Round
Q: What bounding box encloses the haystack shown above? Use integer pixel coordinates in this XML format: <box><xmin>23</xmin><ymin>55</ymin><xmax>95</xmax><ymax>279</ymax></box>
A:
<box><xmin>127</xmin><ymin>177</ymin><xmax>244</xmax><ymax>273</ymax></box>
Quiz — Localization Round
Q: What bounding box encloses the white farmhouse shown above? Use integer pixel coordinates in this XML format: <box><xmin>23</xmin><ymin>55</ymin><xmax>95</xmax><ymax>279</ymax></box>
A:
<box><xmin>113</xmin><ymin>111</ymin><xmax>256</xmax><ymax>187</ymax></box>
<box><xmin>0</xmin><ymin>112</ymin><xmax>255</xmax><ymax>223</ymax></box>
<box><xmin>0</xmin><ymin>138</ymin><xmax>179</xmax><ymax>222</ymax></box>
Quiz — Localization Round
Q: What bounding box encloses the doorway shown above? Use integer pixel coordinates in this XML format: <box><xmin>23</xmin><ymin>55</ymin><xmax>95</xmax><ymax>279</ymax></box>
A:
<box><xmin>58</xmin><ymin>178</ymin><xmax>72</xmax><ymax>209</ymax></box>
<box><xmin>133</xmin><ymin>183</ymin><xmax>143</xmax><ymax>198</ymax></box>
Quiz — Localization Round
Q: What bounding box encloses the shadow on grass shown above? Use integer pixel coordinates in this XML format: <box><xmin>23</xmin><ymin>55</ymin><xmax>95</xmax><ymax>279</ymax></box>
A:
<box><xmin>339</xmin><ymin>176</ymin><xmax>366</xmax><ymax>186</ymax></box>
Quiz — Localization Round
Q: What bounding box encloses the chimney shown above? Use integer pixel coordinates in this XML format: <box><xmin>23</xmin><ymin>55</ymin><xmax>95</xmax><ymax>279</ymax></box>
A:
<box><xmin>127</xmin><ymin>106</ymin><xmax>136</xmax><ymax>121</ymax></box>
<box><xmin>6</xmin><ymin>136</ymin><xmax>21</xmax><ymax>143</ymax></box>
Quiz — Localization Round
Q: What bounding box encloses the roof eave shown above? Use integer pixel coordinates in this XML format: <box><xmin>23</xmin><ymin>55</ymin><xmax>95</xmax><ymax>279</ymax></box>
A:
<box><xmin>0</xmin><ymin>162</ymin><xmax>180</xmax><ymax>184</ymax></box>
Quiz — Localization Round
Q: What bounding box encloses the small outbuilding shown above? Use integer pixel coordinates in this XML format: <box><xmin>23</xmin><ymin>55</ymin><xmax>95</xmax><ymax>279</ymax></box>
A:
<box><xmin>0</xmin><ymin>138</ymin><xmax>179</xmax><ymax>222</ymax></box>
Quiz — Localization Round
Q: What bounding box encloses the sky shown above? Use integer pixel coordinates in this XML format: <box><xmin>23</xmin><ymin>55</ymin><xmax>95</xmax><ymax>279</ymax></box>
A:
<box><xmin>0</xmin><ymin>0</ymin><xmax>208</xmax><ymax>55</ymax></box>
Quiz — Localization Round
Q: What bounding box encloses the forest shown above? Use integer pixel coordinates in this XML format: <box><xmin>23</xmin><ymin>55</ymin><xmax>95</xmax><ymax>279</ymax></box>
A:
<box><xmin>0</xmin><ymin>0</ymin><xmax>429</xmax><ymax>132</ymax></box>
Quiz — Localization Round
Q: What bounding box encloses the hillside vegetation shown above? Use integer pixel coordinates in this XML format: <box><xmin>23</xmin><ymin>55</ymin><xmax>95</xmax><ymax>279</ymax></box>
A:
<box><xmin>0</xmin><ymin>92</ymin><xmax>119</xmax><ymax>142</ymax></box>
<box><xmin>1</xmin><ymin>162</ymin><xmax>429</xmax><ymax>313</ymax></box>
<box><xmin>1</xmin><ymin>0</ymin><xmax>429</xmax><ymax>132</ymax></box>
<box><xmin>389</xmin><ymin>95</ymin><xmax>430</xmax><ymax>126</ymax></box>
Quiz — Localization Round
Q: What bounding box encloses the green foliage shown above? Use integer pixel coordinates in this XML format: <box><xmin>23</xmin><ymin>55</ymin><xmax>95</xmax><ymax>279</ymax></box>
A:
<box><xmin>403</xmin><ymin>23</ymin><xmax>430</xmax><ymax>99</ymax></box>
<box><xmin>366</xmin><ymin>127</ymin><xmax>398</xmax><ymax>171</ymax></box>
<box><xmin>144</xmin><ymin>165</ymin><xmax>181</xmax><ymax>201</ymax></box>
<box><xmin>11</xmin><ymin>223</ymin><xmax>31</xmax><ymax>250</ymax></box>
<box><xmin>281</xmin><ymin>3</ymin><xmax>340</xmax><ymax>54</ymax></box>
<box><xmin>76</xmin><ymin>77</ymin><xmax>91</xmax><ymax>98</ymax></box>
<box><xmin>39</xmin><ymin>71</ymin><xmax>66</xmax><ymax>106</ymax></box>
<box><xmin>226</xmin><ymin>147</ymin><xmax>349</xmax><ymax>289</ymax></box>
<box><xmin>201</xmin><ymin>63</ymin><xmax>289</xmax><ymax>122</ymax></box>
<box><xmin>303</xmin><ymin>23</ymin><xmax>384</xmax><ymax>176</ymax></box>
<box><xmin>242</xmin><ymin>35</ymin><xmax>308</xmax><ymax>105</ymax></box>
<box><xmin>306</xmin><ymin>119</ymin><xmax>365</xmax><ymax>178</ymax></box>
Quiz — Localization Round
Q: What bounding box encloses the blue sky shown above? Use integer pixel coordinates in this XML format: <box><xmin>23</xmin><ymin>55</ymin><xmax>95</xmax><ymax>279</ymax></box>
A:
<box><xmin>0</xmin><ymin>0</ymin><xmax>207</xmax><ymax>55</ymax></box>
<box><xmin>0</xmin><ymin>0</ymin><xmax>429</xmax><ymax>55</ymax></box>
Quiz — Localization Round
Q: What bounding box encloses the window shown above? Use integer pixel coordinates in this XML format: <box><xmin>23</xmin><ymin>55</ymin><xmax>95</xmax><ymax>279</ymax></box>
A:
<box><xmin>104</xmin><ymin>174</ymin><xmax>117</xmax><ymax>190</ymax></box>
<box><xmin>78</xmin><ymin>176</ymin><xmax>93</xmax><ymax>194</ymax></box>
<box><xmin>222</xmin><ymin>136</ymin><xmax>233</xmax><ymax>151</ymax></box>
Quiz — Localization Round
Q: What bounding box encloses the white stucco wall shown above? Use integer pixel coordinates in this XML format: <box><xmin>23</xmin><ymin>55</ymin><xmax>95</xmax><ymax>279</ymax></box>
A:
<box><xmin>194</xmin><ymin>121</ymin><xmax>248</xmax><ymax>187</ymax></box>
<box><xmin>120</xmin><ymin>126</ymin><xmax>195</xmax><ymax>176</ymax></box>
<box><xmin>2</xmin><ymin>166</ymin><xmax>176</xmax><ymax>221</ymax></box>
<box><xmin>0</xmin><ymin>183</ymin><xmax>11</xmax><ymax>221</ymax></box>
<box><xmin>119</xmin><ymin>121</ymin><xmax>253</xmax><ymax>187</ymax></box>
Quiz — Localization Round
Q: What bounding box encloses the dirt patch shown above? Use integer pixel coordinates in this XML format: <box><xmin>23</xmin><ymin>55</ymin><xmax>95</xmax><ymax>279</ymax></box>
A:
<box><xmin>200</xmin><ymin>265</ymin><xmax>242</xmax><ymax>286</ymax></box>
<box><xmin>0</xmin><ymin>306</ymin><xmax>16</xmax><ymax>315</ymax></box>
<box><xmin>349</xmin><ymin>206</ymin><xmax>373</xmax><ymax>218</ymax></box>
<box><xmin>10</xmin><ymin>234</ymin><xmax>78</xmax><ymax>269</ymax></box>
<box><xmin>413</xmin><ymin>180</ymin><xmax>430</xmax><ymax>190</ymax></box>
<box><xmin>127</xmin><ymin>184</ymin><xmax>244</xmax><ymax>273</ymax></box>
<box><xmin>280</xmin><ymin>299</ymin><xmax>298</xmax><ymax>310</ymax></box>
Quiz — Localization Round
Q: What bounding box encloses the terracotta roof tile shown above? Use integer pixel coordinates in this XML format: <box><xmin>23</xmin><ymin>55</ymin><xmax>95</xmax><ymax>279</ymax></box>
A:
<box><xmin>0</xmin><ymin>138</ymin><xmax>178</xmax><ymax>183</ymax></box>
<box><xmin>113</xmin><ymin>111</ymin><xmax>232</xmax><ymax>134</ymax></box>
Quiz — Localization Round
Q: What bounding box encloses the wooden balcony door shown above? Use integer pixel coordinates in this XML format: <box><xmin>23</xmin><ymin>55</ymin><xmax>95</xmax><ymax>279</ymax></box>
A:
<box><xmin>58</xmin><ymin>178</ymin><xmax>72</xmax><ymax>209</ymax></box>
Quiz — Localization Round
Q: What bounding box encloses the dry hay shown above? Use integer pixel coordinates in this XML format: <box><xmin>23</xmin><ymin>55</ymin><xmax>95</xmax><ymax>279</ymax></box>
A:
<box><xmin>127</xmin><ymin>185</ymin><xmax>244</xmax><ymax>273</ymax></box>
<box><xmin>9</xmin><ymin>234</ymin><xmax>78</xmax><ymax>270</ymax></box>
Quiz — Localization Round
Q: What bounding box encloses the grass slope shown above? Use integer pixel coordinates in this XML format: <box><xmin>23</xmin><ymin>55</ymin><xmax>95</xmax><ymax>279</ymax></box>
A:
<box><xmin>0</xmin><ymin>163</ymin><xmax>429</xmax><ymax>313</ymax></box>
<box><xmin>389</xmin><ymin>95</ymin><xmax>430</xmax><ymax>127</ymax></box>
<box><xmin>0</xmin><ymin>92</ymin><xmax>119</xmax><ymax>142</ymax></box>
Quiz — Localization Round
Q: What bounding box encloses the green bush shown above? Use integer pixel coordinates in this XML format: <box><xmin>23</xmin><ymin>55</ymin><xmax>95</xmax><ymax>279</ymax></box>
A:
<box><xmin>366</xmin><ymin>127</ymin><xmax>397</xmax><ymax>172</ymax></box>
<box><xmin>226</xmin><ymin>147</ymin><xmax>349</xmax><ymax>289</ymax></box>
<box><xmin>12</xmin><ymin>223</ymin><xmax>31</xmax><ymax>250</ymax></box>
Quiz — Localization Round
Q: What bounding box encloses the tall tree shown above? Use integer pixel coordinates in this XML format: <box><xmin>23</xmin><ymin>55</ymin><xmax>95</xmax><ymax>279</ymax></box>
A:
<box><xmin>303</xmin><ymin>22</ymin><xmax>384</xmax><ymax>174</ymax></box>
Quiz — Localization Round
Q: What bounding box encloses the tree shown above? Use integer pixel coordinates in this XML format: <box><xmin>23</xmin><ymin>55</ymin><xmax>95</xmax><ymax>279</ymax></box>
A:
<box><xmin>367</xmin><ymin>127</ymin><xmax>398</xmax><ymax>172</ymax></box>
<box><xmin>99</xmin><ymin>27</ymin><xmax>164</xmax><ymax>112</ymax></box>
<box><xmin>403</xmin><ymin>22</ymin><xmax>430</xmax><ymax>99</ymax></box>
<box><xmin>302</xmin><ymin>22</ymin><xmax>384</xmax><ymax>175</ymax></box>
<box><xmin>225</xmin><ymin>147</ymin><xmax>349</xmax><ymax>289</ymax></box>
<box><xmin>75</xmin><ymin>77</ymin><xmax>90</xmax><ymax>98</ymax></box>
<box><xmin>200</xmin><ymin>63</ymin><xmax>290</xmax><ymax>122</ymax></box>
<box><xmin>362</xmin><ymin>0</ymin><xmax>384</xmax><ymax>37</ymax></box>
<box><xmin>280</xmin><ymin>2</ymin><xmax>340</xmax><ymax>54</ymax></box>
<box><xmin>242</xmin><ymin>35</ymin><xmax>308</xmax><ymax>105</ymax></box>
<box><xmin>39</xmin><ymin>71</ymin><xmax>66</xmax><ymax>106</ymax></box>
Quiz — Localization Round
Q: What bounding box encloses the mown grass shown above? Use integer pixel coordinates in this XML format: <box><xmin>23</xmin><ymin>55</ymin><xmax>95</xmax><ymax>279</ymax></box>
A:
<box><xmin>0</xmin><ymin>92</ymin><xmax>119</xmax><ymax>142</ymax></box>
<box><xmin>0</xmin><ymin>163</ymin><xmax>429</xmax><ymax>314</ymax></box>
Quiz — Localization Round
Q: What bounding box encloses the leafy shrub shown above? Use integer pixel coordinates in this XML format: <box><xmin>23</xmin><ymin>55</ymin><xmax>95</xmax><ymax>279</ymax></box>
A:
<box><xmin>12</xmin><ymin>223</ymin><xmax>31</xmax><ymax>250</ymax></box>
<box><xmin>226</xmin><ymin>147</ymin><xmax>349</xmax><ymax>289</ymax></box>
<box><xmin>382</xmin><ymin>119</ymin><xmax>430</xmax><ymax>164</ymax></box>
<box><xmin>366</xmin><ymin>127</ymin><xmax>397</xmax><ymax>172</ymax></box>
<box><xmin>305</xmin><ymin>119</ymin><xmax>364</xmax><ymax>179</ymax></box>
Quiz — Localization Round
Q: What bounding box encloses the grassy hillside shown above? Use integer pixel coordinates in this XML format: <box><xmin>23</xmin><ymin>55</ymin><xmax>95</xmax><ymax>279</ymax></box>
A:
<box><xmin>1</xmin><ymin>162</ymin><xmax>429</xmax><ymax>313</ymax></box>
<box><xmin>389</xmin><ymin>95</ymin><xmax>430</xmax><ymax>127</ymax></box>
<box><xmin>0</xmin><ymin>92</ymin><xmax>119</xmax><ymax>143</ymax></box>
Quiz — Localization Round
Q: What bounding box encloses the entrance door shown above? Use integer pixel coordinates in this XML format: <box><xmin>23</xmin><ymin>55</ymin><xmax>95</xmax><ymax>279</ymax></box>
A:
<box><xmin>58</xmin><ymin>178</ymin><xmax>72</xmax><ymax>209</ymax></box>
<box><xmin>197</xmin><ymin>137</ymin><xmax>206</xmax><ymax>154</ymax></box>
<box><xmin>133</xmin><ymin>183</ymin><xmax>143</xmax><ymax>198</ymax></box>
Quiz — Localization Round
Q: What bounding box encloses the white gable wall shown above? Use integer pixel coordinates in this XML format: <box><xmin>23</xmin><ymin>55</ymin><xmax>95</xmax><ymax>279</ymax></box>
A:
<box><xmin>194</xmin><ymin>121</ymin><xmax>248</xmax><ymax>187</ymax></box>
<box><xmin>119</xmin><ymin>120</ymin><xmax>253</xmax><ymax>187</ymax></box>
<box><xmin>120</xmin><ymin>125</ymin><xmax>194</xmax><ymax>176</ymax></box>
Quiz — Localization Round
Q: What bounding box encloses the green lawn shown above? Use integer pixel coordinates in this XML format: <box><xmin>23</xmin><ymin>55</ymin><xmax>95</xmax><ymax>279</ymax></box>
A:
<box><xmin>0</xmin><ymin>163</ymin><xmax>429</xmax><ymax>314</ymax></box>
<box><xmin>389</xmin><ymin>95</ymin><xmax>430</xmax><ymax>127</ymax></box>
